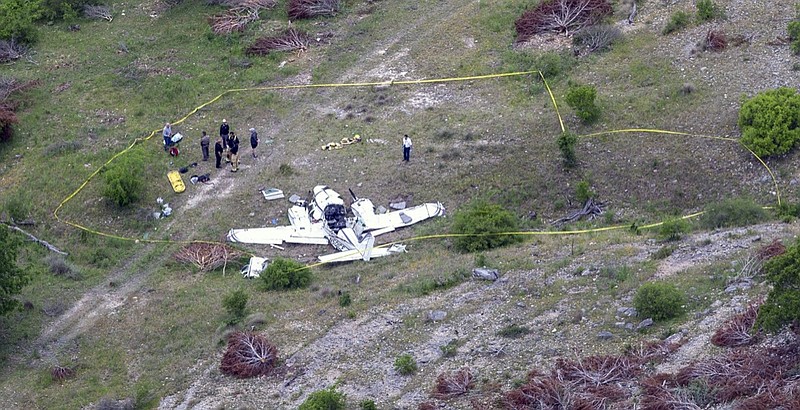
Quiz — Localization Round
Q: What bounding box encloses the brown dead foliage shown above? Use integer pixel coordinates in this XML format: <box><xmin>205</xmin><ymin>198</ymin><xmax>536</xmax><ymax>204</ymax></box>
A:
<box><xmin>246</xmin><ymin>28</ymin><xmax>311</xmax><ymax>55</ymax></box>
<box><xmin>515</xmin><ymin>0</ymin><xmax>613</xmax><ymax>43</ymax></box>
<box><xmin>209</xmin><ymin>0</ymin><xmax>277</xmax><ymax>35</ymax></box>
<box><xmin>704</xmin><ymin>29</ymin><xmax>727</xmax><ymax>52</ymax></box>
<box><xmin>431</xmin><ymin>367</ymin><xmax>475</xmax><ymax>399</ymax></box>
<box><xmin>0</xmin><ymin>77</ymin><xmax>38</xmax><ymax>142</ymax></box>
<box><xmin>287</xmin><ymin>0</ymin><xmax>341</xmax><ymax>20</ymax></box>
<box><xmin>173</xmin><ymin>243</ymin><xmax>242</xmax><ymax>271</ymax></box>
<box><xmin>756</xmin><ymin>239</ymin><xmax>785</xmax><ymax>261</ymax></box>
<box><xmin>219</xmin><ymin>331</ymin><xmax>278</xmax><ymax>378</ymax></box>
<box><xmin>710</xmin><ymin>302</ymin><xmax>761</xmax><ymax>347</ymax></box>
<box><xmin>51</xmin><ymin>366</ymin><xmax>75</xmax><ymax>382</ymax></box>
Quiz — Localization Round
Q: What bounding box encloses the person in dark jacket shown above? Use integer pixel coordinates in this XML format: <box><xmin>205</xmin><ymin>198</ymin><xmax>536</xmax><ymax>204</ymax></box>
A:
<box><xmin>249</xmin><ymin>128</ymin><xmax>259</xmax><ymax>158</ymax></box>
<box><xmin>200</xmin><ymin>131</ymin><xmax>210</xmax><ymax>161</ymax></box>
<box><xmin>219</xmin><ymin>119</ymin><xmax>229</xmax><ymax>150</ymax></box>
<box><xmin>228</xmin><ymin>132</ymin><xmax>240</xmax><ymax>172</ymax></box>
<box><xmin>214</xmin><ymin>136</ymin><xmax>224</xmax><ymax>169</ymax></box>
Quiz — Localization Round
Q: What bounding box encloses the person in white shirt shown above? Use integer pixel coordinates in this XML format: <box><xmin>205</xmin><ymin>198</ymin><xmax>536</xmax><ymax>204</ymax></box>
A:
<box><xmin>402</xmin><ymin>134</ymin><xmax>412</xmax><ymax>162</ymax></box>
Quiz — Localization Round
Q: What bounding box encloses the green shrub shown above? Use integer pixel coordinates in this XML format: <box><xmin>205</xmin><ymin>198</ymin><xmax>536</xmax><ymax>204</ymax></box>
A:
<box><xmin>451</xmin><ymin>201</ymin><xmax>522</xmax><ymax>253</ymax></box>
<box><xmin>658</xmin><ymin>218</ymin><xmax>690</xmax><ymax>241</ymax></box>
<box><xmin>651</xmin><ymin>245</ymin><xmax>677</xmax><ymax>260</ymax></box>
<box><xmin>558</xmin><ymin>131</ymin><xmax>578</xmax><ymax>168</ymax></box>
<box><xmin>401</xmin><ymin>269</ymin><xmax>470</xmax><ymax>296</ymax></box>
<box><xmin>359</xmin><ymin>400</ymin><xmax>378</xmax><ymax>410</ymax></box>
<box><xmin>4</xmin><ymin>191</ymin><xmax>31</xmax><ymax>222</ymax></box>
<box><xmin>103</xmin><ymin>150</ymin><xmax>145</xmax><ymax>207</ymax></box>
<box><xmin>534</xmin><ymin>51</ymin><xmax>575</xmax><ymax>79</ymax></box>
<box><xmin>40</xmin><ymin>0</ymin><xmax>102</xmax><ymax>21</ymax></box>
<box><xmin>440</xmin><ymin>339</ymin><xmax>460</xmax><ymax>357</ymax></box>
<box><xmin>299</xmin><ymin>387</ymin><xmax>346</xmax><ymax>410</ymax></box>
<box><xmin>497</xmin><ymin>324</ymin><xmax>530</xmax><ymax>338</ymax></box>
<box><xmin>260</xmin><ymin>258</ymin><xmax>310</xmax><ymax>291</ymax></box>
<box><xmin>696</xmin><ymin>0</ymin><xmax>721</xmax><ymax>22</ymax></box>
<box><xmin>0</xmin><ymin>227</ymin><xmax>29</xmax><ymax>316</ymax></box>
<box><xmin>662</xmin><ymin>11</ymin><xmax>691</xmax><ymax>35</ymax></box>
<box><xmin>788</xmin><ymin>20</ymin><xmax>800</xmax><ymax>41</ymax></box>
<box><xmin>222</xmin><ymin>289</ymin><xmax>248</xmax><ymax>324</ymax></box>
<box><xmin>699</xmin><ymin>198</ymin><xmax>767</xmax><ymax>229</ymax></box>
<box><xmin>394</xmin><ymin>354</ymin><xmax>417</xmax><ymax>375</ymax></box>
<box><xmin>575</xmin><ymin>180</ymin><xmax>595</xmax><ymax>204</ymax></box>
<box><xmin>565</xmin><ymin>84</ymin><xmax>600</xmax><ymax>124</ymax></box>
<box><xmin>45</xmin><ymin>254</ymin><xmax>81</xmax><ymax>280</ymax></box>
<box><xmin>757</xmin><ymin>238</ymin><xmax>800</xmax><ymax>332</ymax></box>
<box><xmin>738</xmin><ymin>87</ymin><xmax>800</xmax><ymax>157</ymax></box>
<box><xmin>634</xmin><ymin>282</ymin><xmax>685</xmax><ymax>321</ymax></box>
<box><xmin>338</xmin><ymin>292</ymin><xmax>351</xmax><ymax>307</ymax></box>
<box><xmin>0</xmin><ymin>0</ymin><xmax>41</xmax><ymax>44</ymax></box>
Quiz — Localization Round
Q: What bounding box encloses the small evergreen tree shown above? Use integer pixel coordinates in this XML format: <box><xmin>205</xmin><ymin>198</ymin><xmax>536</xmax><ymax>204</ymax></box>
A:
<box><xmin>103</xmin><ymin>150</ymin><xmax>146</xmax><ymax>207</ymax></box>
<box><xmin>565</xmin><ymin>84</ymin><xmax>600</xmax><ymax>123</ymax></box>
<box><xmin>634</xmin><ymin>282</ymin><xmax>685</xmax><ymax>321</ymax></box>
<box><xmin>451</xmin><ymin>201</ymin><xmax>522</xmax><ymax>253</ymax></box>
<box><xmin>0</xmin><ymin>227</ymin><xmax>29</xmax><ymax>316</ymax></box>
<box><xmin>756</xmin><ymin>239</ymin><xmax>800</xmax><ymax>332</ymax></box>
<box><xmin>558</xmin><ymin>131</ymin><xmax>578</xmax><ymax>168</ymax></box>
<box><xmin>222</xmin><ymin>289</ymin><xmax>248</xmax><ymax>324</ymax></box>
<box><xmin>738</xmin><ymin>87</ymin><xmax>800</xmax><ymax>157</ymax></box>
<box><xmin>299</xmin><ymin>387</ymin><xmax>347</xmax><ymax>410</ymax></box>
<box><xmin>260</xmin><ymin>257</ymin><xmax>311</xmax><ymax>291</ymax></box>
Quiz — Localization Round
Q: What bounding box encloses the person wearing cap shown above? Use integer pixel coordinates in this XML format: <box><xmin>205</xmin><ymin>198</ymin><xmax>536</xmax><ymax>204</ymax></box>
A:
<box><xmin>219</xmin><ymin>119</ymin><xmax>229</xmax><ymax>150</ymax></box>
<box><xmin>402</xmin><ymin>134</ymin><xmax>412</xmax><ymax>162</ymax></box>
<box><xmin>249</xmin><ymin>128</ymin><xmax>259</xmax><ymax>158</ymax></box>
<box><xmin>163</xmin><ymin>122</ymin><xmax>172</xmax><ymax>151</ymax></box>
<box><xmin>200</xmin><ymin>131</ymin><xmax>210</xmax><ymax>161</ymax></box>
<box><xmin>228</xmin><ymin>131</ymin><xmax>240</xmax><ymax>172</ymax></box>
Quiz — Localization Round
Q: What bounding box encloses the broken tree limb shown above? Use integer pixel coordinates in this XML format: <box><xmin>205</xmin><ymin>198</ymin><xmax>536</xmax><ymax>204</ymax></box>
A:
<box><xmin>4</xmin><ymin>223</ymin><xmax>68</xmax><ymax>255</ymax></box>
<box><xmin>552</xmin><ymin>198</ymin><xmax>605</xmax><ymax>226</ymax></box>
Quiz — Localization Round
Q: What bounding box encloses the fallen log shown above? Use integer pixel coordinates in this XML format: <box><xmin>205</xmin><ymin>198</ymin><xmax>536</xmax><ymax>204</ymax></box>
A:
<box><xmin>4</xmin><ymin>224</ymin><xmax>68</xmax><ymax>255</ymax></box>
<box><xmin>553</xmin><ymin>198</ymin><xmax>605</xmax><ymax>226</ymax></box>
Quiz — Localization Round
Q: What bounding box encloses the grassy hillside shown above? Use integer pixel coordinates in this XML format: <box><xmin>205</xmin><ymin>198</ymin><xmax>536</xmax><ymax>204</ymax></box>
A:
<box><xmin>1</xmin><ymin>0</ymin><xmax>799</xmax><ymax>408</ymax></box>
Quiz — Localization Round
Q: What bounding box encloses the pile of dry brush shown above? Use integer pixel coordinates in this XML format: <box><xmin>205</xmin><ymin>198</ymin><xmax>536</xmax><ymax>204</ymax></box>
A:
<box><xmin>247</xmin><ymin>28</ymin><xmax>311</xmax><ymax>55</ymax></box>
<box><xmin>0</xmin><ymin>77</ymin><xmax>39</xmax><ymax>143</ymax></box>
<box><xmin>208</xmin><ymin>0</ymin><xmax>277</xmax><ymax>35</ymax></box>
<box><xmin>173</xmin><ymin>243</ymin><xmax>242</xmax><ymax>272</ymax></box>
<box><xmin>287</xmin><ymin>0</ymin><xmax>341</xmax><ymax>20</ymax></box>
<box><xmin>219</xmin><ymin>331</ymin><xmax>278</xmax><ymax>378</ymax></box>
<box><xmin>515</xmin><ymin>0</ymin><xmax>613</xmax><ymax>43</ymax></box>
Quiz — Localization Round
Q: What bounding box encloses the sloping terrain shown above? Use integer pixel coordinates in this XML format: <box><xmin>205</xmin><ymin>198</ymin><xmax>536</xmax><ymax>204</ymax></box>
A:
<box><xmin>1</xmin><ymin>0</ymin><xmax>799</xmax><ymax>409</ymax></box>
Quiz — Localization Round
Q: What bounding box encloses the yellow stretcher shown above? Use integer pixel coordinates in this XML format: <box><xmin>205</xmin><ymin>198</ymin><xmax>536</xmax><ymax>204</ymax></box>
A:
<box><xmin>168</xmin><ymin>170</ymin><xmax>185</xmax><ymax>193</ymax></box>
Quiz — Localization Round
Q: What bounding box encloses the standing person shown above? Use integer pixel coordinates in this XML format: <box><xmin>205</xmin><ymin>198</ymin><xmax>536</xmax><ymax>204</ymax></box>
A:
<box><xmin>402</xmin><ymin>134</ymin><xmax>412</xmax><ymax>162</ymax></box>
<box><xmin>214</xmin><ymin>136</ymin><xmax>224</xmax><ymax>169</ymax></box>
<box><xmin>249</xmin><ymin>128</ymin><xmax>259</xmax><ymax>158</ymax></box>
<box><xmin>200</xmin><ymin>131</ymin><xmax>210</xmax><ymax>161</ymax></box>
<box><xmin>228</xmin><ymin>131</ymin><xmax>240</xmax><ymax>172</ymax></box>
<box><xmin>163</xmin><ymin>122</ymin><xmax>172</xmax><ymax>151</ymax></box>
<box><xmin>219</xmin><ymin>119</ymin><xmax>229</xmax><ymax>150</ymax></box>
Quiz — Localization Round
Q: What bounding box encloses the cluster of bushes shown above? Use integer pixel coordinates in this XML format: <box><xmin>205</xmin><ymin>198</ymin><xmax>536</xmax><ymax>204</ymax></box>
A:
<box><xmin>0</xmin><ymin>0</ymin><xmax>103</xmax><ymax>44</ymax></box>
<box><xmin>633</xmin><ymin>282</ymin><xmax>685</xmax><ymax>321</ymax></box>
<box><xmin>738</xmin><ymin>87</ymin><xmax>800</xmax><ymax>157</ymax></box>
<box><xmin>662</xmin><ymin>0</ymin><xmax>723</xmax><ymax>35</ymax></box>
<box><xmin>102</xmin><ymin>149</ymin><xmax>145</xmax><ymax>207</ymax></box>
<box><xmin>788</xmin><ymin>9</ymin><xmax>800</xmax><ymax>55</ymax></box>
<box><xmin>260</xmin><ymin>257</ymin><xmax>311</xmax><ymax>291</ymax></box>
<box><xmin>699</xmin><ymin>198</ymin><xmax>766</xmax><ymax>229</ymax></box>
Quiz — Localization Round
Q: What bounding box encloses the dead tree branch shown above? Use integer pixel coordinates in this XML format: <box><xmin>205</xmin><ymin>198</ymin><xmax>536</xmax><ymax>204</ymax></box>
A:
<box><xmin>553</xmin><ymin>198</ymin><xmax>605</xmax><ymax>226</ymax></box>
<box><xmin>173</xmin><ymin>243</ymin><xmax>242</xmax><ymax>271</ymax></box>
<box><xmin>83</xmin><ymin>4</ymin><xmax>113</xmax><ymax>22</ymax></box>
<box><xmin>432</xmin><ymin>367</ymin><xmax>475</xmax><ymax>399</ymax></box>
<box><xmin>515</xmin><ymin>0</ymin><xmax>613</xmax><ymax>43</ymax></box>
<box><xmin>220</xmin><ymin>331</ymin><xmax>279</xmax><ymax>378</ymax></box>
<box><xmin>4</xmin><ymin>224</ymin><xmax>68</xmax><ymax>255</ymax></box>
<box><xmin>246</xmin><ymin>28</ymin><xmax>311</xmax><ymax>55</ymax></box>
<box><xmin>711</xmin><ymin>302</ymin><xmax>762</xmax><ymax>347</ymax></box>
<box><xmin>209</xmin><ymin>0</ymin><xmax>277</xmax><ymax>35</ymax></box>
<box><xmin>0</xmin><ymin>40</ymin><xmax>30</xmax><ymax>64</ymax></box>
<box><xmin>287</xmin><ymin>0</ymin><xmax>342</xmax><ymax>20</ymax></box>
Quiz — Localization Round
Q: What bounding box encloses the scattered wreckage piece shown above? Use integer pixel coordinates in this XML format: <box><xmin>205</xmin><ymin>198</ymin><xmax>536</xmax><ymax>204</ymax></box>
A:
<box><xmin>227</xmin><ymin>185</ymin><xmax>445</xmax><ymax>262</ymax></box>
<box><xmin>260</xmin><ymin>188</ymin><xmax>285</xmax><ymax>201</ymax></box>
<box><xmin>472</xmin><ymin>267</ymin><xmax>499</xmax><ymax>281</ymax></box>
<box><xmin>174</xmin><ymin>243</ymin><xmax>242</xmax><ymax>272</ymax></box>
<box><xmin>241</xmin><ymin>256</ymin><xmax>269</xmax><ymax>278</ymax></box>
<box><xmin>552</xmin><ymin>197</ymin><xmax>604</xmax><ymax>226</ymax></box>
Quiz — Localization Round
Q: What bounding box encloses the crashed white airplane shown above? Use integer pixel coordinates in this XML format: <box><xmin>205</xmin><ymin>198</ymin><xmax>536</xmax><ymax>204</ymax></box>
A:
<box><xmin>227</xmin><ymin>185</ymin><xmax>445</xmax><ymax>265</ymax></box>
